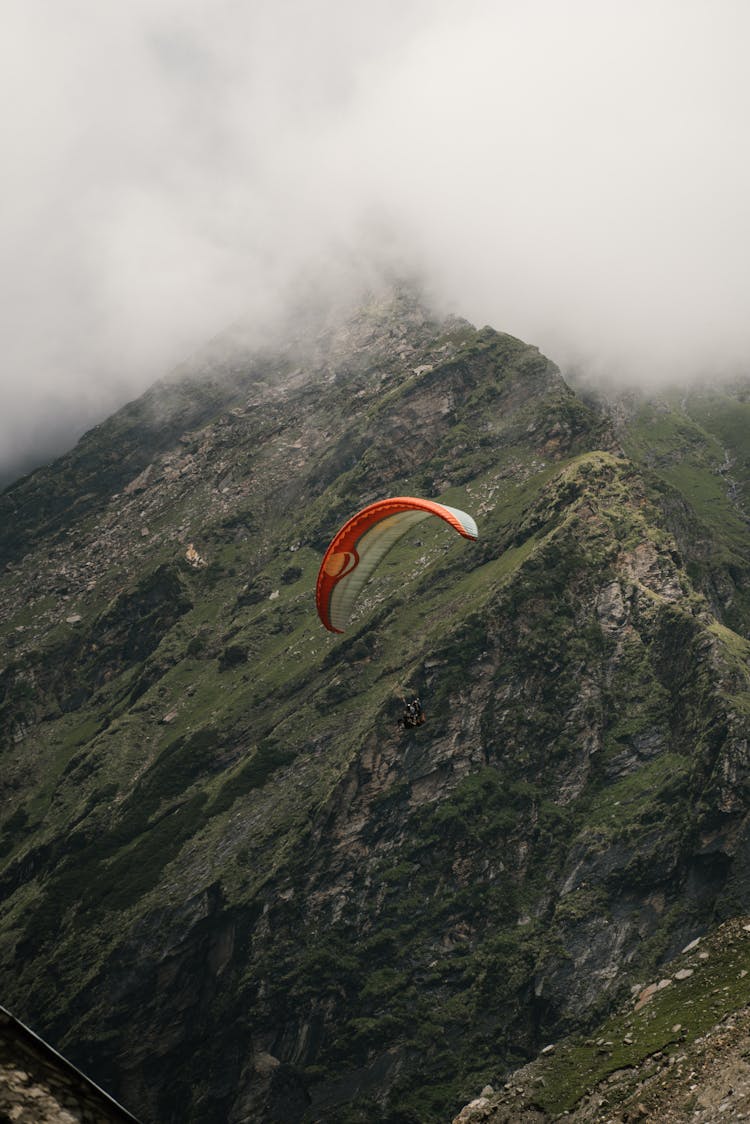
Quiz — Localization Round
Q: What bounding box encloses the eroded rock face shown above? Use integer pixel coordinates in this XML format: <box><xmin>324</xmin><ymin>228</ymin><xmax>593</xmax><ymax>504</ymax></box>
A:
<box><xmin>208</xmin><ymin>463</ymin><xmax>750</xmax><ymax>1120</ymax></box>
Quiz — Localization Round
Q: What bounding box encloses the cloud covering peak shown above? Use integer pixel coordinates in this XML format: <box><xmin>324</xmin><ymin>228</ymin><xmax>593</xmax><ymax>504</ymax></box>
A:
<box><xmin>2</xmin><ymin>0</ymin><xmax>750</xmax><ymax>478</ymax></box>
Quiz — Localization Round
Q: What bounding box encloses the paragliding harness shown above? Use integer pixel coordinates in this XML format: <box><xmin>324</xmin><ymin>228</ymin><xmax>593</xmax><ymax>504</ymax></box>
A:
<box><xmin>398</xmin><ymin>697</ymin><xmax>425</xmax><ymax>729</ymax></box>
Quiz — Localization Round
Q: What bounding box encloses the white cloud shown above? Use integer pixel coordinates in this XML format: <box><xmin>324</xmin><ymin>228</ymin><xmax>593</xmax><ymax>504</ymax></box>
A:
<box><xmin>2</xmin><ymin>0</ymin><xmax>750</xmax><ymax>476</ymax></box>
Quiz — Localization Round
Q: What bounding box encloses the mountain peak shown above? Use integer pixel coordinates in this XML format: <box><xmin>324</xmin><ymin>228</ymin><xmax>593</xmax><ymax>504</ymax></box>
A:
<box><xmin>3</xmin><ymin>294</ymin><xmax>750</xmax><ymax>1123</ymax></box>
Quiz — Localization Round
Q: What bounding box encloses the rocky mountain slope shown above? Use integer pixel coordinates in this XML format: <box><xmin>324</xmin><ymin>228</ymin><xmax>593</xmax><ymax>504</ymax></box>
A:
<box><xmin>2</xmin><ymin>287</ymin><xmax>750</xmax><ymax>1123</ymax></box>
<box><xmin>453</xmin><ymin>916</ymin><xmax>750</xmax><ymax>1123</ymax></box>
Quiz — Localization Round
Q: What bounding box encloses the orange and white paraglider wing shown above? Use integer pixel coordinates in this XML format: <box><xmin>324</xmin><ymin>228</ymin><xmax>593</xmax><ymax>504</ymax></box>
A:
<box><xmin>315</xmin><ymin>497</ymin><xmax>478</xmax><ymax>633</ymax></box>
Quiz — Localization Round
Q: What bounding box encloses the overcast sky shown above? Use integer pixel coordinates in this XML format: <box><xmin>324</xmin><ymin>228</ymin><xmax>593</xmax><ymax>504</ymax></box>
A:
<box><xmin>3</xmin><ymin>0</ymin><xmax>750</xmax><ymax>479</ymax></box>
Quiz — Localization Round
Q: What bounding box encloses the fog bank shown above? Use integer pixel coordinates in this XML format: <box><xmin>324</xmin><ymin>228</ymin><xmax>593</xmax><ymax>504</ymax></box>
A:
<box><xmin>2</xmin><ymin>0</ymin><xmax>749</xmax><ymax>479</ymax></box>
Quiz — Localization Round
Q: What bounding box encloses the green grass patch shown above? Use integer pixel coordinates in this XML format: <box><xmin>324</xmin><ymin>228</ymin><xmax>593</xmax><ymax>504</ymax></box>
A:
<box><xmin>531</xmin><ymin>919</ymin><xmax>750</xmax><ymax>1115</ymax></box>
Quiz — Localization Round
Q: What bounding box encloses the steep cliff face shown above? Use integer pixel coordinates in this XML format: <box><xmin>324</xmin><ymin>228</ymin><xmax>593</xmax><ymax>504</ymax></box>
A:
<box><xmin>2</xmin><ymin>289</ymin><xmax>750</xmax><ymax>1123</ymax></box>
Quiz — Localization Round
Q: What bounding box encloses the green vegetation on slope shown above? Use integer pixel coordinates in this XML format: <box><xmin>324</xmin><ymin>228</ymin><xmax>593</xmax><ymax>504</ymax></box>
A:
<box><xmin>2</xmin><ymin>295</ymin><xmax>750</xmax><ymax>1124</ymax></box>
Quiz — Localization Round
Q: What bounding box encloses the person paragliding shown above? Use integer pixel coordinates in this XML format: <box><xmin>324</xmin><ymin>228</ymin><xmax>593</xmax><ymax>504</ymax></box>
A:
<box><xmin>315</xmin><ymin>496</ymin><xmax>478</xmax><ymax>634</ymax></box>
<box><xmin>398</xmin><ymin>696</ymin><xmax>425</xmax><ymax>729</ymax></box>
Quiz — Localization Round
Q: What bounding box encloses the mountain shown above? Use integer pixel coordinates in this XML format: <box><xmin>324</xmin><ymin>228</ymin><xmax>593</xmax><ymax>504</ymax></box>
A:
<box><xmin>2</xmin><ymin>286</ymin><xmax>750</xmax><ymax>1123</ymax></box>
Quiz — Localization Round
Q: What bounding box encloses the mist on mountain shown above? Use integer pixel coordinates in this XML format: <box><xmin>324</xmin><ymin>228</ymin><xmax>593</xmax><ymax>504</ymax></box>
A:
<box><xmin>3</xmin><ymin>0</ymin><xmax>750</xmax><ymax>483</ymax></box>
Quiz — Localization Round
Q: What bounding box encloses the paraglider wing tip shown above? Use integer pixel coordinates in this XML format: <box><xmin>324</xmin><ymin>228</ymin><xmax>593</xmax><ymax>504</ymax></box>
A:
<box><xmin>439</xmin><ymin>503</ymin><xmax>479</xmax><ymax>540</ymax></box>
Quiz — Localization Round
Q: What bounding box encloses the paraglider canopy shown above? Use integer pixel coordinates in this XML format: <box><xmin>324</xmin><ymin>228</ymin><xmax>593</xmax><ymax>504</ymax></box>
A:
<box><xmin>316</xmin><ymin>496</ymin><xmax>478</xmax><ymax>633</ymax></box>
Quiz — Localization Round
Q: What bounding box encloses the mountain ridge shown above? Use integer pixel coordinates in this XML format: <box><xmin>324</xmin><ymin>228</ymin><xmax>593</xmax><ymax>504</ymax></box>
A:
<box><xmin>2</xmin><ymin>288</ymin><xmax>750</xmax><ymax>1122</ymax></box>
